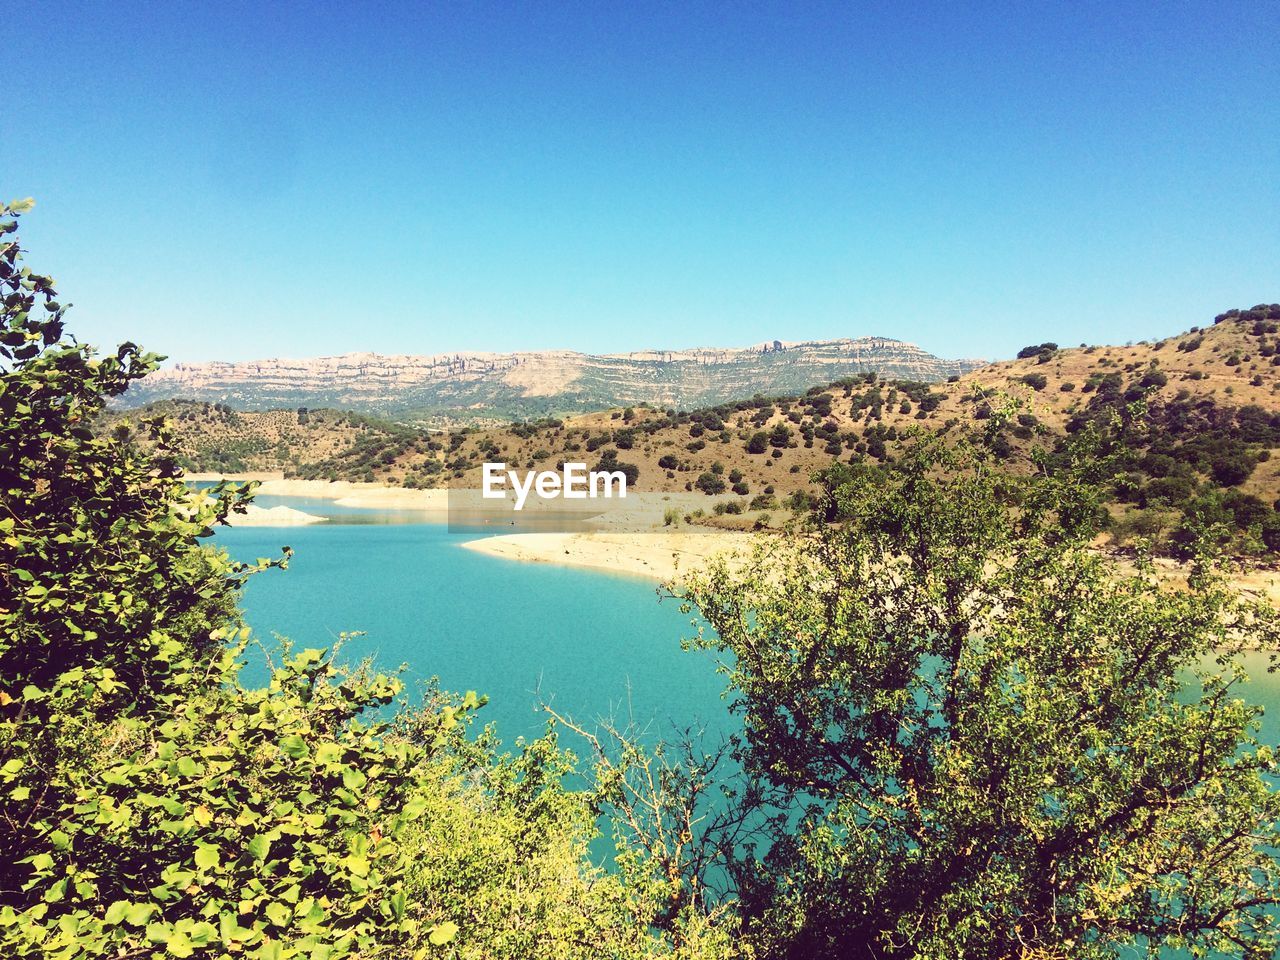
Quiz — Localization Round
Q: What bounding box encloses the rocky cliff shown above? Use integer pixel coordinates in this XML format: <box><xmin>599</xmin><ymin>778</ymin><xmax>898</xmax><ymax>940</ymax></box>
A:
<box><xmin>124</xmin><ymin>337</ymin><xmax>986</xmax><ymax>422</ymax></box>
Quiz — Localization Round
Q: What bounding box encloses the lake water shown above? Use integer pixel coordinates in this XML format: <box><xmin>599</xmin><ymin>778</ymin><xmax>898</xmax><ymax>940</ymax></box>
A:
<box><xmin>214</xmin><ymin>496</ymin><xmax>1280</xmax><ymax>954</ymax></box>
<box><xmin>216</xmin><ymin>497</ymin><xmax>732</xmax><ymax>749</ymax></box>
<box><xmin>218</xmin><ymin>495</ymin><xmax>1280</xmax><ymax>751</ymax></box>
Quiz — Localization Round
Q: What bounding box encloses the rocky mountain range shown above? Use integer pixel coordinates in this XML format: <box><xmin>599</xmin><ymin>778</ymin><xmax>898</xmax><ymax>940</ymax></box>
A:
<box><xmin>124</xmin><ymin>337</ymin><xmax>985</xmax><ymax>423</ymax></box>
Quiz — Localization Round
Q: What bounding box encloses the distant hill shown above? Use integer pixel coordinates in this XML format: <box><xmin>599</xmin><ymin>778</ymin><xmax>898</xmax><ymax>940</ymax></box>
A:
<box><xmin>108</xmin><ymin>401</ymin><xmax>424</xmax><ymax>477</ymax></box>
<box><xmin>120</xmin><ymin>337</ymin><xmax>985</xmax><ymax>424</ymax></box>
<box><xmin>114</xmin><ymin>305</ymin><xmax>1280</xmax><ymax>556</ymax></box>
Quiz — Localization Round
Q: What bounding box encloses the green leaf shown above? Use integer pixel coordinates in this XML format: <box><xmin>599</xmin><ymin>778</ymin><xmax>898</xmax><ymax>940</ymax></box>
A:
<box><xmin>342</xmin><ymin>854</ymin><xmax>369</xmax><ymax>878</ymax></box>
<box><xmin>193</xmin><ymin>843</ymin><xmax>220</xmax><ymax>872</ymax></box>
<box><xmin>246</xmin><ymin>834</ymin><xmax>272</xmax><ymax>863</ymax></box>
<box><xmin>278</xmin><ymin>735</ymin><xmax>308</xmax><ymax>759</ymax></box>
<box><xmin>166</xmin><ymin>930</ymin><xmax>194</xmax><ymax>957</ymax></box>
<box><xmin>219</xmin><ymin>911</ymin><xmax>248</xmax><ymax>944</ymax></box>
<box><xmin>26</xmin><ymin>853</ymin><xmax>53</xmax><ymax>873</ymax></box>
<box><xmin>125</xmin><ymin>902</ymin><xmax>156</xmax><ymax>926</ymax></box>
<box><xmin>188</xmin><ymin>921</ymin><xmax>216</xmax><ymax>947</ymax></box>
<box><xmin>315</xmin><ymin>742</ymin><xmax>344</xmax><ymax>765</ymax></box>
<box><xmin>104</xmin><ymin>900</ymin><xmax>129</xmax><ymax>925</ymax></box>
<box><xmin>428</xmin><ymin>921</ymin><xmax>458</xmax><ymax>945</ymax></box>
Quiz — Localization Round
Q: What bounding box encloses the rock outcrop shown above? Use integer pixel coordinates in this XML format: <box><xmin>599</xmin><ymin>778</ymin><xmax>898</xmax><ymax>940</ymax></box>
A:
<box><xmin>125</xmin><ymin>337</ymin><xmax>985</xmax><ymax>422</ymax></box>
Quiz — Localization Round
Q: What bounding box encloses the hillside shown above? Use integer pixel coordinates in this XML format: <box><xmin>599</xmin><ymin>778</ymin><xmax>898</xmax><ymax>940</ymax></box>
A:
<box><xmin>433</xmin><ymin>305</ymin><xmax>1280</xmax><ymax>537</ymax></box>
<box><xmin>121</xmin><ymin>304</ymin><xmax>1280</xmax><ymax>556</ymax></box>
<box><xmin>120</xmin><ymin>337</ymin><xmax>985</xmax><ymax>424</ymax></box>
<box><xmin>104</xmin><ymin>401</ymin><xmax>433</xmax><ymax>477</ymax></box>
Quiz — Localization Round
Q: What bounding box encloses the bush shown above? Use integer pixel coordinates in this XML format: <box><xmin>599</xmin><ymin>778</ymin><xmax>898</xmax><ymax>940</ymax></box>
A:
<box><xmin>1263</xmin><ymin>514</ymin><xmax>1280</xmax><ymax>552</ymax></box>
<box><xmin>594</xmin><ymin>450</ymin><xmax>640</xmax><ymax>487</ymax></box>
<box><xmin>679</xmin><ymin>437</ymin><xmax>1280</xmax><ymax>958</ymax></box>
<box><xmin>0</xmin><ymin>203</ymin><xmax>723</xmax><ymax>960</ymax></box>
<box><xmin>695</xmin><ymin>472</ymin><xmax>726</xmax><ymax>495</ymax></box>
<box><xmin>1211</xmin><ymin>453</ymin><xmax>1255</xmax><ymax>487</ymax></box>
<box><xmin>1016</xmin><ymin>342</ymin><xmax>1058</xmax><ymax>359</ymax></box>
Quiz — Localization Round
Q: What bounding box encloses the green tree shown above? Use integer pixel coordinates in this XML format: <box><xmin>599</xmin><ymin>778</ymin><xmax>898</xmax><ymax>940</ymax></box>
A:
<box><xmin>0</xmin><ymin>198</ymin><xmax>256</xmax><ymax>864</ymax></box>
<box><xmin>680</xmin><ymin>435</ymin><xmax>1280</xmax><ymax>960</ymax></box>
<box><xmin>0</xmin><ymin>197</ymin><xmax>462</xmax><ymax>958</ymax></box>
<box><xmin>0</xmin><ymin>200</ymin><xmax>731</xmax><ymax>960</ymax></box>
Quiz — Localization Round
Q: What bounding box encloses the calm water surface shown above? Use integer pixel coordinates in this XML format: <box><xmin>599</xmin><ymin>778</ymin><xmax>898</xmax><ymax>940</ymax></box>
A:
<box><xmin>217</xmin><ymin>496</ymin><xmax>1280</xmax><ymax>748</ymax></box>
<box><xmin>217</xmin><ymin>498</ymin><xmax>1280</xmax><ymax>954</ymax></box>
<box><xmin>216</xmin><ymin>499</ymin><xmax>731</xmax><ymax>747</ymax></box>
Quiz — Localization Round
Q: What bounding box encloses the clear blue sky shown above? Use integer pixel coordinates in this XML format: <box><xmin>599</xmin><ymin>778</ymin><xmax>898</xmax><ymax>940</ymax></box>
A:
<box><xmin>9</xmin><ymin>1</ymin><xmax>1277</xmax><ymax>365</ymax></box>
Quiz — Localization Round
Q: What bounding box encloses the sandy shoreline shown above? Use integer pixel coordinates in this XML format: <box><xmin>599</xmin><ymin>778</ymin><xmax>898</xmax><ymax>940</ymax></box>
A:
<box><xmin>462</xmin><ymin>533</ymin><xmax>1280</xmax><ymax>599</ymax></box>
<box><xmin>198</xmin><ymin>472</ymin><xmax>758</xmax><ymax>579</ymax></box>
<box><xmin>187</xmin><ymin>473</ymin><xmax>734</xmax><ymax>524</ymax></box>
<box><xmin>186</xmin><ymin>474</ymin><xmax>450</xmax><ymax>509</ymax></box>
<box><xmin>459</xmin><ymin>530</ymin><xmax>755</xmax><ymax>582</ymax></box>
<box><xmin>226</xmin><ymin>503</ymin><xmax>328</xmax><ymax>526</ymax></box>
<box><xmin>187</xmin><ymin>473</ymin><xmax>1280</xmax><ymax>601</ymax></box>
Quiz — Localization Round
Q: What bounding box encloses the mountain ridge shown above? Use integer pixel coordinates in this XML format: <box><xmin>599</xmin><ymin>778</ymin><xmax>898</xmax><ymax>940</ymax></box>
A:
<box><xmin>120</xmin><ymin>304</ymin><xmax>1280</xmax><ymax>558</ymax></box>
<box><xmin>124</xmin><ymin>336</ymin><xmax>986</xmax><ymax>424</ymax></box>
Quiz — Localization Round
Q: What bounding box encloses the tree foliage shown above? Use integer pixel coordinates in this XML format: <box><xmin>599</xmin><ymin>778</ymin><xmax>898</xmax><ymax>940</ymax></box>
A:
<box><xmin>0</xmin><ymin>200</ymin><xmax>728</xmax><ymax>960</ymax></box>
<box><xmin>679</xmin><ymin>434</ymin><xmax>1280</xmax><ymax>959</ymax></box>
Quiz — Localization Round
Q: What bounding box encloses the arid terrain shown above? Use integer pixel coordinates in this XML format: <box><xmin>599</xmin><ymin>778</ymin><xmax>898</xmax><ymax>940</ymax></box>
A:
<box><xmin>114</xmin><ymin>305</ymin><xmax>1280</xmax><ymax>556</ymax></box>
<box><xmin>121</xmin><ymin>336</ymin><xmax>984</xmax><ymax>423</ymax></box>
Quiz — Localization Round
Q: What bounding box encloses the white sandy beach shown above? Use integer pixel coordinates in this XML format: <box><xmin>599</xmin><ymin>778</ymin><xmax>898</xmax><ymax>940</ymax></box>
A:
<box><xmin>226</xmin><ymin>503</ymin><xmax>328</xmax><ymax>526</ymax></box>
<box><xmin>459</xmin><ymin>529</ymin><xmax>754</xmax><ymax>582</ymax></box>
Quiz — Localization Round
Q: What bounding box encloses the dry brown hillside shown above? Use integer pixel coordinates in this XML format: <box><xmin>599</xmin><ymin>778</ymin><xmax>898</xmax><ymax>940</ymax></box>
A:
<box><xmin>118</xmin><ymin>305</ymin><xmax>1280</xmax><ymax>554</ymax></box>
<box><xmin>436</xmin><ymin>306</ymin><xmax>1280</xmax><ymax>500</ymax></box>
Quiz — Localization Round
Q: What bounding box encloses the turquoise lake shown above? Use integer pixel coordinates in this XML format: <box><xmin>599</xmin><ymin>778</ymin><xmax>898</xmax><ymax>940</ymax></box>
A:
<box><xmin>218</xmin><ymin>495</ymin><xmax>1280</xmax><ymax>752</ymax></box>
<box><xmin>218</xmin><ymin>496</ymin><xmax>1280</xmax><ymax>953</ymax></box>
<box><xmin>216</xmin><ymin>496</ymin><xmax>733</xmax><ymax>749</ymax></box>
